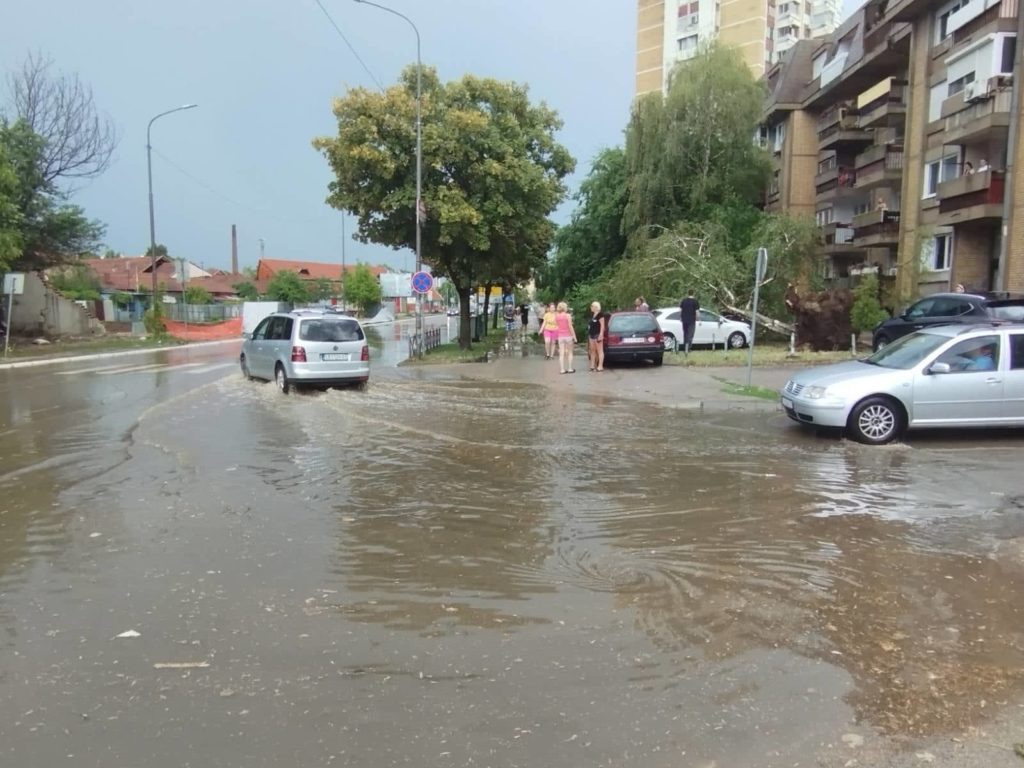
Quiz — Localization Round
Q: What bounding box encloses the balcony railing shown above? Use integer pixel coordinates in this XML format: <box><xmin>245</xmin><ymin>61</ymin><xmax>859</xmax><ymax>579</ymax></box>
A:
<box><xmin>937</xmin><ymin>170</ymin><xmax>1005</xmax><ymax>218</ymax></box>
<box><xmin>852</xmin><ymin>209</ymin><xmax>901</xmax><ymax>245</ymax></box>
<box><xmin>944</xmin><ymin>88</ymin><xmax>1013</xmax><ymax>133</ymax></box>
<box><xmin>855</xmin><ymin>144</ymin><xmax>904</xmax><ymax>171</ymax></box>
<box><xmin>818</xmin><ymin>156</ymin><xmax>838</xmax><ymax>174</ymax></box>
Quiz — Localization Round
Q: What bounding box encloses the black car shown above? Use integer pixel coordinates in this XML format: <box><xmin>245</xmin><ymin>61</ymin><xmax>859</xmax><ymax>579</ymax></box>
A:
<box><xmin>603</xmin><ymin>311</ymin><xmax>664</xmax><ymax>366</ymax></box>
<box><xmin>872</xmin><ymin>292</ymin><xmax>1024</xmax><ymax>351</ymax></box>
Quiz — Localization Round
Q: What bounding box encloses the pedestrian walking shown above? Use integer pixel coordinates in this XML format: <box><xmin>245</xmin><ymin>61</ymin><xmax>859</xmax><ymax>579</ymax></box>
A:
<box><xmin>587</xmin><ymin>301</ymin><xmax>606</xmax><ymax>372</ymax></box>
<box><xmin>679</xmin><ymin>291</ymin><xmax>699</xmax><ymax>354</ymax></box>
<box><xmin>519</xmin><ymin>303</ymin><xmax>529</xmax><ymax>333</ymax></box>
<box><xmin>503</xmin><ymin>302</ymin><xmax>517</xmax><ymax>335</ymax></box>
<box><xmin>539</xmin><ymin>303</ymin><xmax>558</xmax><ymax>359</ymax></box>
<box><xmin>555</xmin><ymin>301</ymin><xmax>577</xmax><ymax>374</ymax></box>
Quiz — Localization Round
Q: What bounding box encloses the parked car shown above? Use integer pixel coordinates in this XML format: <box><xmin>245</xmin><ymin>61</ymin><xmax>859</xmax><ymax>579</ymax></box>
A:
<box><xmin>781</xmin><ymin>323</ymin><xmax>1024</xmax><ymax>444</ymax></box>
<box><xmin>872</xmin><ymin>291</ymin><xmax>1024</xmax><ymax>351</ymax></box>
<box><xmin>603</xmin><ymin>311</ymin><xmax>664</xmax><ymax>366</ymax></box>
<box><xmin>240</xmin><ymin>309</ymin><xmax>370</xmax><ymax>393</ymax></box>
<box><xmin>652</xmin><ymin>307</ymin><xmax>750</xmax><ymax>350</ymax></box>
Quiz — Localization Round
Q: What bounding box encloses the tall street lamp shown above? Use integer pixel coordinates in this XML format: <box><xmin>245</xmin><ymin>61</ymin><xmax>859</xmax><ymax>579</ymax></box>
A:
<box><xmin>352</xmin><ymin>0</ymin><xmax>423</xmax><ymax>350</ymax></box>
<box><xmin>147</xmin><ymin>104</ymin><xmax>198</xmax><ymax>298</ymax></box>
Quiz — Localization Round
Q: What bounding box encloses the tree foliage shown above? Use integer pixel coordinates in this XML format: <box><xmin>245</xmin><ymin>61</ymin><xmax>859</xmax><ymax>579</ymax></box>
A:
<box><xmin>850</xmin><ymin>274</ymin><xmax>890</xmax><ymax>333</ymax></box>
<box><xmin>541</xmin><ymin>147</ymin><xmax>628</xmax><ymax>300</ymax></box>
<box><xmin>184</xmin><ymin>284</ymin><xmax>213</xmax><ymax>305</ymax></box>
<box><xmin>309</xmin><ymin>277</ymin><xmax>334</xmax><ymax>302</ymax></box>
<box><xmin>233</xmin><ymin>280</ymin><xmax>259</xmax><ymax>300</ymax></box>
<box><xmin>313</xmin><ymin>66</ymin><xmax>574</xmax><ymax>347</ymax></box>
<box><xmin>623</xmin><ymin>43</ymin><xmax>771</xmax><ymax>236</ymax></box>
<box><xmin>0</xmin><ymin>137</ymin><xmax>22</xmax><ymax>273</ymax></box>
<box><xmin>343</xmin><ymin>263</ymin><xmax>382</xmax><ymax>315</ymax></box>
<box><xmin>266</xmin><ymin>271</ymin><xmax>310</xmax><ymax>304</ymax></box>
<box><xmin>145</xmin><ymin>243</ymin><xmax>169</xmax><ymax>258</ymax></box>
<box><xmin>0</xmin><ymin>119</ymin><xmax>105</xmax><ymax>271</ymax></box>
<box><xmin>50</xmin><ymin>263</ymin><xmax>101</xmax><ymax>300</ymax></box>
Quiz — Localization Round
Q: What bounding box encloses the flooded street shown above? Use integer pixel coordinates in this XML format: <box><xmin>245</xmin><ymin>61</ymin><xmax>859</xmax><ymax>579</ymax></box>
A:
<box><xmin>3</xmin><ymin>328</ymin><xmax>1024</xmax><ymax>766</ymax></box>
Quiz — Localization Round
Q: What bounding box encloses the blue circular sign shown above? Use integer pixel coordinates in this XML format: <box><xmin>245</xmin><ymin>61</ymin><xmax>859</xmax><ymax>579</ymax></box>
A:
<box><xmin>411</xmin><ymin>271</ymin><xmax>433</xmax><ymax>295</ymax></box>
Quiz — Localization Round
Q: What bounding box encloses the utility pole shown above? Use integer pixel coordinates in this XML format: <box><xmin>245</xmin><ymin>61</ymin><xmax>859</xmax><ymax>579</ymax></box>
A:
<box><xmin>341</xmin><ymin>214</ymin><xmax>347</xmax><ymax>310</ymax></box>
<box><xmin>258</xmin><ymin>238</ymin><xmax>265</xmax><ymax>261</ymax></box>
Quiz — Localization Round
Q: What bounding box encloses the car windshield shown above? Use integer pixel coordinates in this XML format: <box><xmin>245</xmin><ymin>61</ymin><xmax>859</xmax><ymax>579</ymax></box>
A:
<box><xmin>299</xmin><ymin>318</ymin><xmax>363</xmax><ymax>342</ymax></box>
<box><xmin>988</xmin><ymin>302</ymin><xmax>1024</xmax><ymax>322</ymax></box>
<box><xmin>864</xmin><ymin>331</ymin><xmax>951</xmax><ymax>369</ymax></box>
<box><xmin>608</xmin><ymin>314</ymin><xmax>657</xmax><ymax>333</ymax></box>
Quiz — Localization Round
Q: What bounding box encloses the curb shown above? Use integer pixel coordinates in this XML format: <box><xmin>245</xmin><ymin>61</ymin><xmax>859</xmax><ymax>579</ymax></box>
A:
<box><xmin>0</xmin><ymin>337</ymin><xmax>242</xmax><ymax>371</ymax></box>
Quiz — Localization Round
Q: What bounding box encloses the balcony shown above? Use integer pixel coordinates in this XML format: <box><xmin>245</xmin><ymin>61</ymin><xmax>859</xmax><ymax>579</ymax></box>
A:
<box><xmin>857</xmin><ymin>82</ymin><xmax>907</xmax><ymax>128</ymax></box>
<box><xmin>853</xmin><ymin>144</ymin><xmax>904</xmax><ymax>190</ymax></box>
<box><xmin>816</xmin><ymin>166</ymin><xmax>859</xmax><ymax>202</ymax></box>
<box><xmin>817</xmin><ymin>104</ymin><xmax>873</xmax><ymax>151</ymax></box>
<box><xmin>820</xmin><ymin>222</ymin><xmax>863</xmax><ymax>256</ymax></box>
<box><xmin>852</xmin><ymin>208</ymin><xmax>901</xmax><ymax>247</ymax></box>
<box><xmin>942</xmin><ymin>87</ymin><xmax>1012</xmax><ymax>145</ymax></box>
<box><xmin>937</xmin><ymin>169</ymin><xmax>1005</xmax><ymax>226</ymax></box>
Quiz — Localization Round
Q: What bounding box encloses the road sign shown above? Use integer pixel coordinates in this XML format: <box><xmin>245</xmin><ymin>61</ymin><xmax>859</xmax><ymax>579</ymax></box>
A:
<box><xmin>411</xmin><ymin>270</ymin><xmax>433</xmax><ymax>295</ymax></box>
<box><xmin>3</xmin><ymin>273</ymin><xmax>25</xmax><ymax>295</ymax></box>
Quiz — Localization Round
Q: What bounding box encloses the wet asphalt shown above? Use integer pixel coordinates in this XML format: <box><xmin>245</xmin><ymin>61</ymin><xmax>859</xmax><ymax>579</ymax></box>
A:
<box><xmin>2</xmin><ymin>319</ymin><xmax>1024</xmax><ymax>767</ymax></box>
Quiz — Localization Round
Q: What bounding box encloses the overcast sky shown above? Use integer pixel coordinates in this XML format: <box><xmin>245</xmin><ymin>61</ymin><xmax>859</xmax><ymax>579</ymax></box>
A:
<box><xmin>1</xmin><ymin>0</ymin><xmax>861</xmax><ymax>273</ymax></box>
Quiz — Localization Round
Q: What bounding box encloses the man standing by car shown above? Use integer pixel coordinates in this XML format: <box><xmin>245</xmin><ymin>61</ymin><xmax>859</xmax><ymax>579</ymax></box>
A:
<box><xmin>679</xmin><ymin>291</ymin><xmax>699</xmax><ymax>354</ymax></box>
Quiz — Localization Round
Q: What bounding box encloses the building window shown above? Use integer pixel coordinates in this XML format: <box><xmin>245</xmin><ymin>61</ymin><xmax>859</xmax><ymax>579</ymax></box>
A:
<box><xmin>924</xmin><ymin>154</ymin><xmax>960</xmax><ymax>197</ymax></box>
<box><xmin>1002</xmin><ymin>36</ymin><xmax>1017</xmax><ymax>74</ymax></box>
<box><xmin>816</xmin><ymin>208</ymin><xmax>834</xmax><ymax>226</ymax></box>
<box><xmin>935</xmin><ymin>0</ymin><xmax>966</xmax><ymax>45</ymax></box>
<box><xmin>929</xmin><ymin>81</ymin><xmax>947</xmax><ymax>121</ymax></box>
<box><xmin>922</xmin><ymin>233</ymin><xmax>952</xmax><ymax>271</ymax></box>
<box><xmin>948</xmin><ymin>71</ymin><xmax>975</xmax><ymax>97</ymax></box>
<box><xmin>678</xmin><ymin>34</ymin><xmax>699</xmax><ymax>55</ymax></box>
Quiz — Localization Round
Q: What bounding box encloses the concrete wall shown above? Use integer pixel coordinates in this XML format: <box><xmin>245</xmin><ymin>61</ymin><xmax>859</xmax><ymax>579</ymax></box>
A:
<box><xmin>7</xmin><ymin>272</ymin><xmax>93</xmax><ymax>337</ymax></box>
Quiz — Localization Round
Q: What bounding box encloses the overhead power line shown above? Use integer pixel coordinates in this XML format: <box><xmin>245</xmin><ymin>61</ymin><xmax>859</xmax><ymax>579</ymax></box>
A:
<box><xmin>313</xmin><ymin>0</ymin><xmax>386</xmax><ymax>92</ymax></box>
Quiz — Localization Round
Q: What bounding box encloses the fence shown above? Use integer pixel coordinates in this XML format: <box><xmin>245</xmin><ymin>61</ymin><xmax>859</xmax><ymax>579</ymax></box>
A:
<box><xmin>164</xmin><ymin>303</ymin><xmax>242</xmax><ymax>323</ymax></box>
<box><xmin>408</xmin><ymin>326</ymin><xmax>443</xmax><ymax>358</ymax></box>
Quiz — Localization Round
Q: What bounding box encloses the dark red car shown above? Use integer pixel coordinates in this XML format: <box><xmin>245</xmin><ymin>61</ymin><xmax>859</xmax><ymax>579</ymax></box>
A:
<box><xmin>603</xmin><ymin>311</ymin><xmax>664</xmax><ymax>366</ymax></box>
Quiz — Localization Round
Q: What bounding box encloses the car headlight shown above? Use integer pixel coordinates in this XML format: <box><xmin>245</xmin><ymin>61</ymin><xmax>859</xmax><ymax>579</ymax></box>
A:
<box><xmin>805</xmin><ymin>385</ymin><xmax>829</xmax><ymax>399</ymax></box>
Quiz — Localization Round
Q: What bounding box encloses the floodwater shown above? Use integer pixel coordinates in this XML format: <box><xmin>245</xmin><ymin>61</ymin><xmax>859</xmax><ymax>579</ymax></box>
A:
<box><xmin>2</xmin><ymin>335</ymin><xmax>1024</xmax><ymax>767</ymax></box>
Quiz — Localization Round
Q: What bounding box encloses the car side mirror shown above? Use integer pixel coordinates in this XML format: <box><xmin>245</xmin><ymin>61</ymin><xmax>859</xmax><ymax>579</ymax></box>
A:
<box><xmin>929</xmin><ymin>362</ymin><xmax>951</xmax><ymax>375</ymax></box>
<box><xmin>242</xmin><ymin>331</ymin><xmax>252</xmax><ymax>340</ymax></box>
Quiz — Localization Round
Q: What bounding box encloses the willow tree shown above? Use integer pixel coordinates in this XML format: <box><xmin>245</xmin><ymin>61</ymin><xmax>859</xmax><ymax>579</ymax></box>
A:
<box><xmin>623</xmin><ymin>43</ymin><xmax>772</xmax><ymax>238</ymax></box>
<box><xmin>313</xmin><ymin>66</ymin><xmax>574</xmax><ymax>348</ymax></box>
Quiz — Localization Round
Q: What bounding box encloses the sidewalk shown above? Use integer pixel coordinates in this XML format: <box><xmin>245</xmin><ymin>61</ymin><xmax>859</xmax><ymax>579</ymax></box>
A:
<box><xmin>422</xmin><ymin>345</ymin><xmax>793</xmax><ymax>411</ymax></box>
<box><xmin>0</xmin><ymin>337</ymin><xmax>241</xmax><ymax>370</ymax></box>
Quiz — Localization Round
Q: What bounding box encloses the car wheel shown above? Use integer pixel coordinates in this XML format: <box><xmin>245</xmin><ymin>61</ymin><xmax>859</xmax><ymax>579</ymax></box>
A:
<box><xmin>275</xmin><ymin>364</ymin><xmax>291</xmax><ymax>395</ymax></box>
<box><xmin>848</xmin><ymin>396</ymin><xmax>903</xmax><ymax>445</ymax></box>
<box><xmin>727</xmin><ymin>331</ymin><xmax>746</xmax><ymax>349</ymax></box>
<box><xmin>663</xmin><ymin>332</ymin><xmax>676</xmax><ymax>351</ymax></box>
<box><xmin>873</xmin><ymin>334</ymin><xmax>890</xmax><ymax>352</ymax></box>
<box><xmin>651</xmin><ymin>353</ymin><xmax>664</xmax><ymax>367</ymax></box>
<box><xmin>240</xmin><ymin>355</ymin><xmax>252</xmax><ymax>380</ymax></box>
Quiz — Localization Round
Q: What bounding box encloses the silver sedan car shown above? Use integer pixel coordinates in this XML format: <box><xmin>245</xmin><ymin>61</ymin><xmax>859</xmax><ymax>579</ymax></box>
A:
<box><xmin>781</xmin><ymin>323</ymin><xmax>1024</xmax><ymax>444</ymax></box>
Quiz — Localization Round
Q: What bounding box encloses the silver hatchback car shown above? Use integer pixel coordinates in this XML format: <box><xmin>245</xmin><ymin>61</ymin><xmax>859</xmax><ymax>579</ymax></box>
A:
<box><xmin>781</xmin><ymin>323</ymin><xmax>1024</xmax><ymax>444</ymax></box>
<box><xmin>240</xmin><ymin>310</ymin><xmax>370</xmax><ymax>393</ymax></box>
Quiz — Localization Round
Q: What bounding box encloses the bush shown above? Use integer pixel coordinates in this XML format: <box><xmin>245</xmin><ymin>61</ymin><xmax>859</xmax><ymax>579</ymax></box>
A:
<box><xmin>850</xmin><ymin>274</ymin><xmax>890</xmax><ymax>334</ymax></box>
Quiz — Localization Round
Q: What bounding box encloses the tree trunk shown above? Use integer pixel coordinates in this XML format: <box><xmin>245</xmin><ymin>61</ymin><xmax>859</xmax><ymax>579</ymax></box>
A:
<box><xmin>456</xmin><ymin>284</ymin><xmax>473</xmax><ymax>350</ymax></box>
<box><xmin>722</xmin><ymin>304</ymin><xmax>795</xmax><ymax>336</ymax></box>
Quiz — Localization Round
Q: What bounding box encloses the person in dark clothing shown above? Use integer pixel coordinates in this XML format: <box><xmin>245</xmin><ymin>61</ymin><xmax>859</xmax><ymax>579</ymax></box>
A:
<box><xmin>520</xmin><ymin>304</ymin><xmax>529</xmax><ymax>329</ymax></box>
<box><xmin>679</xmin><ymin>292</ymin><xmax>699</xmax><ymax>354</ymax></box>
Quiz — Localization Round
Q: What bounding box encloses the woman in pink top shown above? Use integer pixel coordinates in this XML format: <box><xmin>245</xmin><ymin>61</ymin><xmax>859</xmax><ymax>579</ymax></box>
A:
<box><xmin>555</xmin><ymin>301</ymin><xmax>577</xmax><ymax>374</ymax></box>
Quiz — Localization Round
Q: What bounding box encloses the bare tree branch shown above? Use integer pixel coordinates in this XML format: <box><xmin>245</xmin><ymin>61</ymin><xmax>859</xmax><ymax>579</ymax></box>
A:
<box><xmin>6</xmin><ymin>52</ymin><xmax>118</xmax><ymax>187</ymax></box>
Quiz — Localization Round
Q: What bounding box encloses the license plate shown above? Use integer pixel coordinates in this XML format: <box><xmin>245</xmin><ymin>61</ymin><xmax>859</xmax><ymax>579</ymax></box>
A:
<box><xmin>321</xmin><ymin>353</ymin><xmax>350</xmax><ymax>361</ymax></box>
<box><xmin>781</xmin><ymin>397</ymin><xmax>793</xmax><ymax>410</ymax></box>
<box><xmin>623</xmin><ymin>337</ymin><xmax>646</xmax><ymax>344</ymax></box>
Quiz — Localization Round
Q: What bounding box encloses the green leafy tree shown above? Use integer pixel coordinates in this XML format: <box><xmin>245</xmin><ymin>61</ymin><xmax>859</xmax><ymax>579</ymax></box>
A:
<box><xmin>184</xmin><ymin>284</ymin><xmax>213</xmax><ymax>305</ymax></box>
<box><xmin>50</xmin><ymin>263</ymin><xmax>101</xmax><ymax>300</ymax></box>
<box><xmin>0</xmin><ymin>138</ymin><xmax>22</xmax><ymax>272</ymax></box>
<box><xmin>265</xmin><ymin>270</ymin><xmax>310</xmax><ymax>303</ymax></box>
<box><xmin>111</xmin><ymin>291</ymin><xmax>133</xmax><ymax>308</ymax></box>
<box><xmin>438</xmin><ymin>280</ymin><xmax>457</xmax><ymax>307</ymax></box>
<box><xmin>233</xmin><ymin>280</ymin><xmax>259</xmax><ymax>300</ymax></box>
<box><xmin>309</xmin><ymin>277</ymin><xmax>334</xmax><ymax>302</ymax></box>
<box><xmin>343</xmin><ymin>263</ymin><xmax>382</xmax><ymax>315</ymax></box>
<box><xmin>623</xmin><ymin>43</ymin><xmax>771</xmax><ymax>238</ymax></box>
<box><xmin>850</xmin><ymin>273</ymin><xmax>890</xmax><ymax>333</ymax></box>
<box><xmin>313</xmin><ymin>66</ymin><xmax>574</xmax><ymax>348</ymax></box>
<box><xmin>0</xmin><ymin>119</ymin><xmax>105</xmax><ymax>270</ymax></box>
<box><xmin>542</xmin><ymin>146</ymin><xmax>629</xmax><ymax>300</ymax></box>
<box><xmin>145</xmin><ymin>243</ymin><xmax>169</xmax><ymax>258</ymax></box>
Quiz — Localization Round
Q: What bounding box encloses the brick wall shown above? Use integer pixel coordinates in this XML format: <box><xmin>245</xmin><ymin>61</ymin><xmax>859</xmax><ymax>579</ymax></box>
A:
<box><xmin>953</xmin><ymin>226</ymin><xmax>995</xmax><ymax>291</ymax></box>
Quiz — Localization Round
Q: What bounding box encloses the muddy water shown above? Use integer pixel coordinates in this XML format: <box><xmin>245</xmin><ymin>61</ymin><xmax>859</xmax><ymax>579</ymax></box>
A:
<box><xmin>2</xmin><ymin>369</ymin><xmax>1024</xmax><ymax>767</ymax></box>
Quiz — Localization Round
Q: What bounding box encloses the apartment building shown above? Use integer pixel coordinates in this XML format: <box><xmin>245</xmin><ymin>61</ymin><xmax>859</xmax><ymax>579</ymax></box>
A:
<box><xmin>636</xmin><ymin>0</ymin><xmax>841</xmax><ymax>95</ymax></box>
<box><xmin>763</xmin><ymin>0</ymin><xmax>1024</xmax><ymax>296</ymax></box>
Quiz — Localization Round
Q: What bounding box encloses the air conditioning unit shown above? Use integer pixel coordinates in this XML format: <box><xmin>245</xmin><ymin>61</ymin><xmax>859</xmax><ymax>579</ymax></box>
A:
<box><xmin>963</xmin><ymin>82</ymin><xmax>980</xmax><ymax>101</ymax></box>
<box><xmin>988</xmin><ymin>75</ymin><xmax>1012</xmax><ymax>93</ymax></box>
<box><xmin>690</xmin><ymin>15</ymin><xmax>699</xmax><ymax>25</ymax></box>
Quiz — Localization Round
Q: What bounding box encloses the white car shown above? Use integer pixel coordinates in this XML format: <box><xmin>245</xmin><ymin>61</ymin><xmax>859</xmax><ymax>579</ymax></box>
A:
<box><xmin>652</xmin><ymin>307</ymin><xmax>750</xmax><ymax>350</ymax></box>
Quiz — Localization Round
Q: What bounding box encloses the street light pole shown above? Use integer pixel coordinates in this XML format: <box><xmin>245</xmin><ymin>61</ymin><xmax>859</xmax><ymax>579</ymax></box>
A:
<box><xmin>147</xmin><ymin>104</ymin><xmax>198</xmax><ymax>299</ymax></box>
<box><xmin>352</xmin><ymin>0</ymin><xmax>422</xmax><ymax>353</ymax></box>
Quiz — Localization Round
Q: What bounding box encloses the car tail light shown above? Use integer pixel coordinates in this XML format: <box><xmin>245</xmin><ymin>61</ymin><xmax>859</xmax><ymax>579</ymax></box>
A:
<box><xmin>607</xmin><ymin>334</ymin><xmax>622</xmax><ymax>344</ymax></box>
<box><xmin>360</xmin><ymin>345</ymin><xmax>369</xmax><ymax>361</ymax></box>
<box><xmin>653</xmin><ymin>331</ymin><xmax>663</xmax><ymax>344</ymax></box>
<box><xmin>291</xmin><ymin>346</ymin><xmax>307</xmax><ymax>362</ymax></box>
